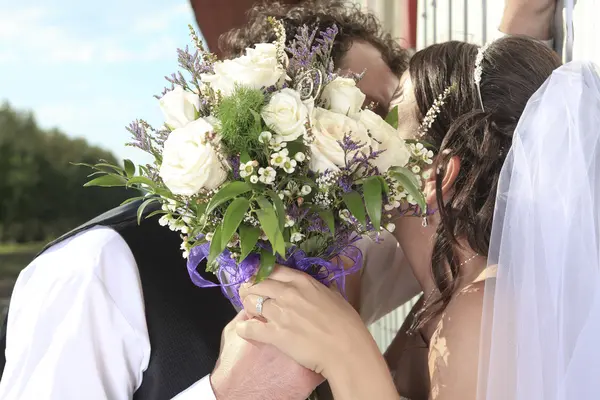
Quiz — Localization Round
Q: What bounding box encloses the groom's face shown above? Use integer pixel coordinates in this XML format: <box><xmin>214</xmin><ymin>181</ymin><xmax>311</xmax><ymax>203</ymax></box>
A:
<box><xmin>338</xmin><ymin>40</ymin><xmax>401</xmax><ymax>118</ymax></box>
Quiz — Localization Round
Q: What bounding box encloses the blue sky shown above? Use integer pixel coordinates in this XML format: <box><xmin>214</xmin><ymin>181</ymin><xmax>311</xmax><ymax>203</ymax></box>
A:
<box><xmin>0</xmin><ymin>0</ymin><xmax>200</xmax><ymax>165</ymax></box>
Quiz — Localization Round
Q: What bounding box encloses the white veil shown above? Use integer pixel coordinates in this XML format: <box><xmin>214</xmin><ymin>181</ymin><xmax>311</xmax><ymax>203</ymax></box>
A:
<box><xmin>477</xmin><ymin>61</ymin><xmax>600</xmax><ymax>400</ymax></box>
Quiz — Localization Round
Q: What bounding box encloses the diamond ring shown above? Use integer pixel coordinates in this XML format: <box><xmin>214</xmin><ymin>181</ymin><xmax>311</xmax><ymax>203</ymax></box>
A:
<box><xmin>256</xmin><ymin>295</ymin><xmax>269</xmax><ymax>317</ymax></box>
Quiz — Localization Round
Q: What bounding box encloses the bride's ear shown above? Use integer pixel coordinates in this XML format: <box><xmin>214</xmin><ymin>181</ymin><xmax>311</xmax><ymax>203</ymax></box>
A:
<box><xmin>424</xmin><ymin>153</ymin><xmax>461</xmax><ymax>207</ymax></box>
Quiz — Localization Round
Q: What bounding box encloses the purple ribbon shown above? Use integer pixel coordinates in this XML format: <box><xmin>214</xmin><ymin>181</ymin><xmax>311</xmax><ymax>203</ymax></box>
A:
<box><xmin>186</xmin><ymin>240</ymin><xmax>363</xmax><ymax>308</ymax></box>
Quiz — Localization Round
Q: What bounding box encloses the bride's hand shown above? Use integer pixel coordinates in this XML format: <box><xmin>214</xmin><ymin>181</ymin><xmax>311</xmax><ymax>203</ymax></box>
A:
<box><xmin>236</xmin><ymin>265</ymin><xmax>376</xmax><ymax>379</ymax></box>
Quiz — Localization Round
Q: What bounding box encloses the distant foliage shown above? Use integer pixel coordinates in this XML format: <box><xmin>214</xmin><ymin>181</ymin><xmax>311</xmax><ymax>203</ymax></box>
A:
<box><xmin>0</xmin><ymin>102</ymin><xmax>131</xmax><ymax>243</ymax></box>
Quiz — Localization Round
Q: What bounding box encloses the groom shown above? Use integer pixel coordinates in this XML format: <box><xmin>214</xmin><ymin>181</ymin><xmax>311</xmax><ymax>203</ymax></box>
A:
<box><xmin>0</xmin><ymin>1</ymin><xmax>409</xmax><ymax>399</ymax></box>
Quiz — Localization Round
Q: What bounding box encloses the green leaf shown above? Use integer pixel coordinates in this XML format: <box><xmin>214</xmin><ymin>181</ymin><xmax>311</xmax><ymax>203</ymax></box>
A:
<box><xmin>385</xmin><ymin>105</ymin><xmax>399</xmax><ymax>129</ymax></box>
<box><xmin>121</xmin><ymin>196</ymin><xmax>144</xmax><ymax>206</ymax></box>
<box><xmin>342</xmin><ymin>191</ymin><xmax>367</xmax><ymax>226</ymax></box>
<box><xmin>84</xmin><ymin>174</ymin><xmax>127</xmax><ymax>188</ymax></box>
<box><xmin>318</xmin><ymin>209</ymin><xmax>335</xmax><ymax>236</ymax></box>
<box><xmin>220</xmin><ymin>197</ymin><xmax>251</xmax><ymax>249</ymax></box>
<box><xmin>126</xmin><ymin>176</ymin><xmax>157</xmax><ymax>190</ymax></box>
<box><xmin>267</xmin><ymin>190</ymin><xmax>286</xmax><ymax>231</ymax></box>
<box><xmin>146</xmin><ymin>209</ymin><xmax>167</xmax><ymax>219</ymax></box>
<box><xmin>377</xmin><ymin>176</ymin><xmax>390</xmax><ymax>195</ymax></box>
<box><xmin>389</xmin><ymin>167</ymin><xmax>427</xmax><ymax>212</ymax></box>
<box><xmin>124</xmin><ymin>159</ymin><xmax>135</xmax><ymax>178</ymax></box>
<box><xmin>95</xmin><ymin>162</ymin><xmax>125</xmax><ymax>174</ymax></box>
<box><xmin>239</xmin><ymin>225</ymin><xmax>261</xmax><ymax>262</ymax></box>
<box><xmin>249</xmin><ymin>109</ymin><xmax>263</xmax><ymax>134</ymax></box>
<box><xmin>363</xmin><ymin>176</ymin><xmax>383</xmax><ymax>231</ymax></box>
<box><xmin>206</xmin><ymin>181</ymin><xmax>252</xmax><ymax>215</ymax></box>
<box><xmin>255</xmin><ymin>249</ymin><xmax>276</xmax><ymax>283</ymax></box>
<box><xmin>137</xmin><ymin>198</ymin><xmax>158</xmax><ymax>225</ymax></box>
<box><xmin>208</xmin><ymin>226</ymin><xmax>225</xmax><ymax>265</ymax></box>
<box><xmin>255</xmin><ymin>207</ymin><xmax>286</xmax><ymax>257</ymax></box>
<box><xmin>240</xmin><ymin>151</ymin><xmax>251</xmax><ymax>164</ymax></box>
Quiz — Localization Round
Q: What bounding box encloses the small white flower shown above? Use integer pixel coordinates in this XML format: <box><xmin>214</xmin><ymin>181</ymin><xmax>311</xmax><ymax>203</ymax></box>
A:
<box><xmin>278</xmin><ymin>193</ymin><xmax>285</xmax><ymax>200</ymax></box>
<box><xmin>283</xmin><ymin>189</ymin><xmax>292</xmax><ymax>197</ymax></box>
<box><xmin>300</xmin><ymin>185</ymin><xmax>312</xmax><ymax>195</ymax></box>
<box><xmin>258</xmin><ymin>167</ymin><xmax>277</xmax><ymax>185</ymax></box>
<box><xmin>384</xmin><ymin>204</ymin><xmax>395</xmax><ymax>211</ymax></box>
<box><xmin>385</xmin><ymin>223</ymin><xmax>396</xmax><ymax>233</ymax></box>
<box><xmin>411</xmin><ymin>165</ymin><xmax>421</xmax><ymax>174</ymax></box>
<box><xmin>250</xmin><ymin>175</ymin><xmax>259</xmax><ymax>184</ymax></box>
<box><xmin>285</xmin><ymin>215</ymin><xmax>295</xmax><ymax>227</ymax></box>
<box><xmin>407</xmin><ymin>194</ymin><xmax>417</xmax><ymax>205</ymax></box>
<box><xmin>422</xmin><ymin>170</ymin><xmax>432</xmax><ymax>180</ymax></box>
<box><xmin>269</xmin><ymin>135</ymin><xmax>287</xmax><ymax>151</ymax></box>
<box><xmin>239</xmin><ymin>161</ymin><xmax>255</xmax><ymax>178</ymax></box>
<box><xmin>294</xmin><ymin>152</ymin><xmax>306</xmax><ymax>162</ymax></box>
<box><xmin>339</xmin><ymin>209</ymin><xmax>352</xmax><ymax>222</ymax></box>
<box><xmin>282</xmin><ymin>158</ymin><xmax>297</xmax><ymax>174</ymax></box>
<box><xmin>159</xmin><ymin>215</ymin><xmax>171</xmax><ymax>226</ymax></box>
<box><xmin>259</xmin><ymin>131</ymin><xmax>272</xmax><ymax>144</ymax></box>
<box><xmin>270</xmin><ymin>150</ymin><xmax>289</xmax><ymax>167</ymax></box>
<box><xmin>260</xmin><ymin>233</ymin><xmax>269</xmax><ymax>241</ymax></box>
<box><xmin>290</xmin><ymin>232</ymin><xmax>305</xmax><ymax>243</ymax></box>
<box><xmin>205</xmin><ymin>232</ymin><xmax>214</xmax><ymax>241</ymax></box>
<box><xmin>182</xmin><ymin>216</ymin><xmax>193</xmax><ymax>225</ymax></box>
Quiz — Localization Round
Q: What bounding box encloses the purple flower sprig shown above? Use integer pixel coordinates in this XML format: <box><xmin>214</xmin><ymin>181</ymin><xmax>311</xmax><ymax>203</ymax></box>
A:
<box><xmin>287</xmin><ymin>25</ymin><xmax>318</xmax><ymax>74</ymax></box>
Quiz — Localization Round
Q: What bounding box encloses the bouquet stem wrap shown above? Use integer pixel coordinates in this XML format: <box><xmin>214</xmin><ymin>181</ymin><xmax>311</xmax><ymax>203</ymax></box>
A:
<box><xmin>187</xmin><ymin>242</ymin><xmax>363</xmax><ymax>307</ymax></box>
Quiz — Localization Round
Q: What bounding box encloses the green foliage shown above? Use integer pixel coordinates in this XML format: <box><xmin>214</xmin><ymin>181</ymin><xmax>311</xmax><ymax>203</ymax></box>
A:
<box><xmin>389</xmin><ymin>166</ymin><xmax>427</xmax><ymax>212</ymax></box>
<box><xmin>342</xmin><ymin>191</ymin><xmax>367</xmax><ymax>227</ymax></box>
<box><xmin>255</xmin><ymin>249</ymin><xmax>276</xmax><ymax>283</ymax></box>
<box><xmin>385</xmin><ymin>105</ymin><xmax>399</xmax><ymax>129</ymax></box>
<box><xmin>0</xmin><ymin>102</ymin><xmax>131</xmax><ymax>243</ymax></box>
<box><xmin>362</xmin><ymin>176</ymin><xmax>383</xmax><ymax>231</ymax></box>
<box><xmin>216</xmin><ymin>86</ymin><xmax>265</xmax><ymax>155</ymax></box>
<box><xmin>220</xmin><ymin>197</ymin><xmax>250</xmax><ymax>249</ymax></box>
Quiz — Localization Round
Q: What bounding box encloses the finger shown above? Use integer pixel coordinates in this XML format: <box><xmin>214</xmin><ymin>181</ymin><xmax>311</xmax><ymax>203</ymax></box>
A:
<box><xmin>221</xmin><ymin>310</ymin><xmax>247</xmax><ymax>352</ymax></box>
<box><xmin>242</xmin><ymin>294</ymin><xmax>280</xmax><ymax>321</ymax></box>
<box><xmin>240</xmin><ymin>277</ymin><xmax>289</xmax><ymax>301</ymax></box>
<box><xmin>259</xmin><ymin>265</ymin><xmax>307</xmax><ymax>283</ymax></box>
<box><xmin>236</xmin><ymin>318</ymin><xmax>276</xmax><ymax>345</ymax></box>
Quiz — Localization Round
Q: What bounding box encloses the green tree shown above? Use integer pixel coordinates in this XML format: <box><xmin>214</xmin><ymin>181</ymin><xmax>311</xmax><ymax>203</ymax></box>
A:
<box><xmin>0</xmin><ymin>102</ymin><xmax>132</xmax><ymax>242</ymax></box>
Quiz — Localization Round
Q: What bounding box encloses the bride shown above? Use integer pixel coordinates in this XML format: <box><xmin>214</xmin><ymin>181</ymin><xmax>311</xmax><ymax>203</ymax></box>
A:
<box><xmin>234</xmin><ymin>36</ymin><xmax>600</xmax><ymax>399</ymax></box>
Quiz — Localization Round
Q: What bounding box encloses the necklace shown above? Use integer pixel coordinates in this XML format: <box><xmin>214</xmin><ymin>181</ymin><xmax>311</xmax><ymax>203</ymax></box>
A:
<box><xmin>408</xmin><ymin>253</ymin><xmax>480</xmax><ymax>335</ymax></box>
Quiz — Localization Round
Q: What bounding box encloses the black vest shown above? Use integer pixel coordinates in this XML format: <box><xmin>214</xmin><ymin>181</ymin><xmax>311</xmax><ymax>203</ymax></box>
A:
<box><xmin>0</xmin><ymin>200</ymin><xmax>236</xmax><ymax>400</ymax></box>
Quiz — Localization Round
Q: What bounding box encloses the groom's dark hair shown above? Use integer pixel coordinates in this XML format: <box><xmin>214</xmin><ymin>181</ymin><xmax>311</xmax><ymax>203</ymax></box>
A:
<box><xmin>219</xmin><ymin>0</ymin><xmax>408</xmax><ymax>75</ymax></box>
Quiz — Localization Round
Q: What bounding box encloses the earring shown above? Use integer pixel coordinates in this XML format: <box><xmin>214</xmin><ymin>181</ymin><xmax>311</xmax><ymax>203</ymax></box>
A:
<box><xmin>422</xmin><ymin>216</ymin><xmax>429</xmax><ymax>227</ymax></box>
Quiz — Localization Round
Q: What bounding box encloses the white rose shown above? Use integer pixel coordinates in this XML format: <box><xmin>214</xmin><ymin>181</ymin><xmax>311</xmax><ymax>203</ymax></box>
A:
<box><xmin>200</xmin><ymin>43</ymin><xmax>286</xmax><ymax>97</ymax></box>
<box><xmin>320</xmin><ymin>77</ymin><xmax>366</xmax><ymax>120</ymax></box>
<box><xmin>159</xmin><ymin>118</ymin><xmax>228</xmax><ymax>195</ymax></box>
<box><xmin>262</xmin><ymin>88</ymin><xmax>309</xmax><ymax>142</ymax></box>
<box><xmin>309</xmin><ymin>107</ymin><xmax>370</xmax><ymax>173</ymax></box>
<box><xmin>159</xmin><ymin>86</ymin><xmax>200</xmax><ymax>129</ymax></box>
<box><xmin>358</xmin><ymin>109</ymin><xmax>411</xmax><ymax>172</ymax></box>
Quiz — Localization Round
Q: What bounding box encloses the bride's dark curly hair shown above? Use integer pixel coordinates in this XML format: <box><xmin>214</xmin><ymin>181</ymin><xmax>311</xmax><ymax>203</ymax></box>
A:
<box><xmin>219</xmin><ymin>0</ymin><xmax>408</xmax><ymax>75</ymax></box>
<box><xmin>410</xmin><ymin>37</ymin><xmax>561</xmax><ymax>327</ymax></box>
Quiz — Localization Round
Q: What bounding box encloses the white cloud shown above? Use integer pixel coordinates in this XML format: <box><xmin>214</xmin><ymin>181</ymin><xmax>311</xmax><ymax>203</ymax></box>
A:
<box><xmin>132</xmin><ymin>3</ymin><xmax>191</xmax><ymax>34</ymax></box>
<box><xmin>0</xmin><ymin>5</ymin><xmax>184</xmax><ymax>66</ymax></box>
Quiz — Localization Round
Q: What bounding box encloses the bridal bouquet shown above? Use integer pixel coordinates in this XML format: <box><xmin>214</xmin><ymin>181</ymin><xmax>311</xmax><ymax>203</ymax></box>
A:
<box><xmin>81</xmin><ymin>21</ymin><xmax>432</xmax><ymax>306</ymax></box>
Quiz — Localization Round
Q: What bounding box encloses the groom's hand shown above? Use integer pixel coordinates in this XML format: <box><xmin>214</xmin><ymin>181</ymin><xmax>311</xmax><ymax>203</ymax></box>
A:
<box><xmin>210</xmin><ymin>311</ymin><xmax>323</xmax><ymax>400</ymax></box>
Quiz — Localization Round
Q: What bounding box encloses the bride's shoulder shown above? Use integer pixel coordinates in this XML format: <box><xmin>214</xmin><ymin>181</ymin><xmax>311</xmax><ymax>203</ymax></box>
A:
<box><xmin>428</xmin><ymin>281</ymin><xmax>485</xmax><ymax>399</ymax></box>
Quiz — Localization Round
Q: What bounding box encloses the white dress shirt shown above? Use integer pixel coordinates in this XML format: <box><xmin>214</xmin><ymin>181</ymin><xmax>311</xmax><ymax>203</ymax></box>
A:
<box><xmin>0</xmin><ymin>226</ymin><xmax>215</xmax><ymax>400</ymax></box>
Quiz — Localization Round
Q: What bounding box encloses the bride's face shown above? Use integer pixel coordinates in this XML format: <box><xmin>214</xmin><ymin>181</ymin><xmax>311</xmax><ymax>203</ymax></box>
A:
<box><xmin>390</xmin><ymin>70</ymin><xmax>420</xmax><ymax>139</ymax></box>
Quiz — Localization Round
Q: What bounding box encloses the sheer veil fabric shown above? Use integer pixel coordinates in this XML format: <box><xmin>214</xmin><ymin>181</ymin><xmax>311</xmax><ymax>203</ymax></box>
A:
<box><xmin>477</xmin><ymin>61</ymin><xmax>600</xmax><ymax>400</ymax></box>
